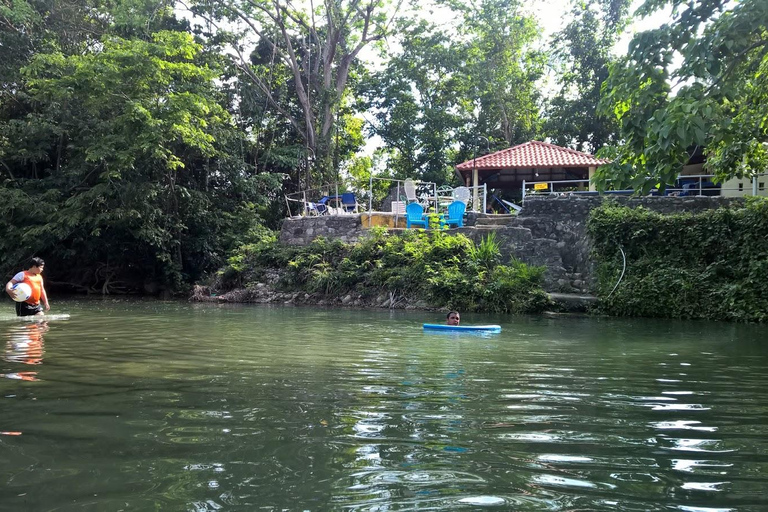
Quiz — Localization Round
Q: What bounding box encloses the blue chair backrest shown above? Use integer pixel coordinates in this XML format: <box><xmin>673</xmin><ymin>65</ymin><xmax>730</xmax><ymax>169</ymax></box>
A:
<box><xmin>447</xmin><ymin>201</ymin><xmax>465</xmax><ymax>219</ymax></box>
<box><xmin>312</xmin><ymin>196</ymin><xmax>328</xmax><ymax>214</ymax></box>
<box><xmin>406</xmin><ymin>202</ymin><xmax>424</xmax><ymax>220</ymax></box>
<box><xmin>341</xmin><ymin>192</ymin><xmax>355</xmax><ymax>206</ymax></box>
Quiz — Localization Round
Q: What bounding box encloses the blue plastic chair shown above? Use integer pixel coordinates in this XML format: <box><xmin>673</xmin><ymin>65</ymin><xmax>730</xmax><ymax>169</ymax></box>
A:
<box><xmin>406</xmin><ymin>202</ymin><xmax>428</xmax><ymax>229</ymax></box>
<box><xmin>316</xmin><ymin>196</ymin><xmax>330</xmax><ymax>215</ymax></box>
<box><xmin>341</xmin><ymin>192</ymin><xmax>358</xmax><ymax>213</ymax></box>
<box><xmin>444</xmin><ymin>201</ymin><xmax>466</xmax><ymax>228</ymax></box>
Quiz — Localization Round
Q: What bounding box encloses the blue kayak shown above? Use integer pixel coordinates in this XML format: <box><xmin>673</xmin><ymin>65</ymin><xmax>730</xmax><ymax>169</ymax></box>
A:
<box><xmin>423</xmin><ymin>323</ymin><xmax>502</xmax><ymax>333</ymax></box>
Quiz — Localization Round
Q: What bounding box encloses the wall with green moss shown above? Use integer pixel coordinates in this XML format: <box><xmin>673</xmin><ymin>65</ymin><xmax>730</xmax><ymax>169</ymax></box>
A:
<box><xmin>587</xmin><ymin>198</ymin><xmax>768</xmax><ymax>322</ymax></box>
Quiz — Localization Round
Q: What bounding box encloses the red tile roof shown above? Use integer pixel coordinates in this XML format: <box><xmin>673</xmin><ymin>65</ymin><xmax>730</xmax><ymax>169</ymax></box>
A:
<box><xmin>456</xmin><ymin>140</ymin><xmax>609</xmax><ymax>170</ymax></box>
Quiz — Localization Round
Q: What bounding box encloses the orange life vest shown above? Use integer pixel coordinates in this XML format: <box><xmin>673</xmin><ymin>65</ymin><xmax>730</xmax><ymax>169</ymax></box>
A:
<box><xmin>20</xmin><ymin>271</ymin><xmax>43</xmax><ymax>305</ymax></box>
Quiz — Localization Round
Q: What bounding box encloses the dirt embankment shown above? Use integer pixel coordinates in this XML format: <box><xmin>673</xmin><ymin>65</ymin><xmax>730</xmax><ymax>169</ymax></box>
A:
<box><xmin>190</xmin><ymin>283</ymin><xmax>435</xmax><ymax>310</ymax></box>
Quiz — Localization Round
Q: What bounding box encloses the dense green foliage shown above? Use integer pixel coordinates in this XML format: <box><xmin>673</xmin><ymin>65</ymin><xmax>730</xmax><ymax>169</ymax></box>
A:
<box><xmin>588</xmin><ymin>199</ymin><xmax>768</xmax><ymax>322</ymax></box>
<box><xmin>362</xmin><ymin>0</ymin><xmax>545</xmax><ymax>183</ymax></box>
<box><xmin>596</xmin><ymin>0</ymin><xmax>768</xmax><ymax>193</ymax></box>
<box><xmin>546</xmin><ymin>0</ymin><xmax>629</xmax><ymax>153</ymax></box>
<box><xmin>220</xmin><ymin>229</ymin><xmax>550</xmax><ymax>314</ymax></box>
<box><xmin>0</xmin><ymin>3</ymin><xmax>282</xmax><ymax>294</ymax></box>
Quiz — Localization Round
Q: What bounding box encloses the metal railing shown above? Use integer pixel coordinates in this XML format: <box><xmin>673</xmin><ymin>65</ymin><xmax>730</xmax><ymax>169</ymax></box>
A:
<box><xmin>286</xmin><ymin>179</ymin><xmax>487</xmax><ymax>220</ymax></box>
<box><xmin>522</xmin><ymin>178</ymin><xmax>591</xmax><ymax>201</ymax></box>
<box><xmin>284</xmin><ymin>183</ymin><xmax>352</xmax><ymax>218</ymax></box>
<box><xmin>521</xmin><ymin>173</ymin><xmax>768</xmax><ymax>201</ymax></box>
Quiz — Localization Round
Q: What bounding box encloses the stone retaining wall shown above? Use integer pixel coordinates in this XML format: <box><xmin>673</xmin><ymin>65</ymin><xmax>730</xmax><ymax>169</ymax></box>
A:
<box><xmin>279</xmin><ymin>213</ymin><xmax>413</xmax><ymax>246</ymax></box>
<box><xmin>455</xmin><ymin>225</ymin><xmax>570</xmax><ymax>292</ymax></box>
<box><xmin>280</xmin><ymin>214</ymin><xmax>364</xmax><ymax>246</ymax></box>
<box><xmin>278</xmin><ymin>196</ymin><xmax>746</xmax><ymax>293</ymax></box>
<box><xmin>516</xmin><ymin>196</ymin><xmax>746</xmax><ymax>291</ymax></box>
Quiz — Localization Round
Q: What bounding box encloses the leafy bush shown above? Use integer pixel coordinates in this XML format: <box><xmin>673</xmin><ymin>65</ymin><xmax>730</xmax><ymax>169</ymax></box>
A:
<box><xmin>467</xmin><ymin>232</ymin><xmax>501</xmax><ymax>269</ymax></box>
<box><xmin>218</xmin><ymin>229</ymin><xmax>550</xmax><ymax>314</ymax></box>
<box><xmin>587</xmin><ymin>198</ymin><xmax>768</xmax><ymax>322</ymax></box>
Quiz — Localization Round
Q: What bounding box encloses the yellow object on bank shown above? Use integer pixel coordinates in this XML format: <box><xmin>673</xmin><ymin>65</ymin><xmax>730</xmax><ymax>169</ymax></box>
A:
<box><xmin>534</xmin><ymin>183</ymin><xmax>549</xmax><ymax>190</ymax></box>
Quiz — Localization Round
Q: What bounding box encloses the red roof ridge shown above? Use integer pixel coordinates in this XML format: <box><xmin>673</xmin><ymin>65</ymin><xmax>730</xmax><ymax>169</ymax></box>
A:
<box><xmin>525</xmin><ymin>140</ymin><xmax>601</xmax><ymax>159</ymax></box>
<box><xmin>456</xmin><ymin>140</ymin><xmax>609</xmax><ymax>170</ymax></box>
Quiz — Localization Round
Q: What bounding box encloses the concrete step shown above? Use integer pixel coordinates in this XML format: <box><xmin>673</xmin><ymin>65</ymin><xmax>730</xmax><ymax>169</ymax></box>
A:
<box><xmin>479</xmin><ymin>214</ymin><xmax>517</xmax><ymax>219</ymax></box>
<box><xmin>474</xmin><ymin>216</ymin><xmax>517</xmax><ymax>226</ymax></box>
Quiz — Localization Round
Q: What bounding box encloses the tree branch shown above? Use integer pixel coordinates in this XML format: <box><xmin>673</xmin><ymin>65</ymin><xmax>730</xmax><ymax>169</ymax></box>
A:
<box><xmin>705</xmin><ymin>38</ymin><xmax>768</xmax><ymax>95</ymax></box>
<box><xmin>232</xmin><ymin>55</ymin><xmax>305</xmax><ymax>138</ymax></box>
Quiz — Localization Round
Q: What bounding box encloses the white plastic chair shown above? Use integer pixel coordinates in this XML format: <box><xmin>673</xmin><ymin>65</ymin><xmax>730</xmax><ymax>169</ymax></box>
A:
<box><xmin>403</xmin><ymin>179</ymin><xmax>418</xmax><ymax>203</ymax></box>
<box><xmin>452</xmin><ymin>186</ymin><xmax>470</xmax><ymax>205</ymax></box>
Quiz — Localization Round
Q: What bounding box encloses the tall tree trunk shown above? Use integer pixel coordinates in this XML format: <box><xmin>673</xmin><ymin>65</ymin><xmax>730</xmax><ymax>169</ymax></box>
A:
<box><xmin>196</xmin><ymin>0</ymin><xmax>401</xmax><ymax>187</ymax></box>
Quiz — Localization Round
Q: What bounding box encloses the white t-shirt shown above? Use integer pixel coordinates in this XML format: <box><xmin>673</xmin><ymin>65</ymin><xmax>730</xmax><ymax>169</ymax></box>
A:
<box><xmin>12</xmin><ymin>271</ymin><xmax>25</xmax><ymax>282</ymax></box>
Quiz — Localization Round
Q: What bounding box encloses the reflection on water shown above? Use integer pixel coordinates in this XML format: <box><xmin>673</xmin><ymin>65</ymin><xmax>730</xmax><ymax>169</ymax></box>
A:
<box><xmin>0</xmin><ymin>301</ymin><xmax>767</xmax><ymax>511</ymax></box>
<box><xmin>2</xmin><ymin>321</ymin><xmax>47</xmax><ymax>381</ymax></box>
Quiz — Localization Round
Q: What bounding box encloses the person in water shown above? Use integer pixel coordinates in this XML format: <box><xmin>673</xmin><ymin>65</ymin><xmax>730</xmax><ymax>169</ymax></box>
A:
<box><xmin>5</xmin><ymin>257</ymin><xmax>50</xmax><ymax>317</ymax></box>
<box><xmin>446</xmin><ymin>311</ymin><xmax>460</xmax><ymax>326</ymax></box>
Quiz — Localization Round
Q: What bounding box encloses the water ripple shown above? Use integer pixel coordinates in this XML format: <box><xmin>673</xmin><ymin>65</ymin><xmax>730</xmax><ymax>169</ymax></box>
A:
<box><xmin>1</xmin><ymin>302</ymin><xmax>767</xmax><ymax>510</ymax></box>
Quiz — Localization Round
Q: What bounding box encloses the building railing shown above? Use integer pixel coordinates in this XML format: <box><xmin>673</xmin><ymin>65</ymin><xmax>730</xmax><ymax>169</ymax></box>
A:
<box><xmin>521</xmin><ymin>173</ymin><xmax>768</xmax><ymax>202</ymax></box>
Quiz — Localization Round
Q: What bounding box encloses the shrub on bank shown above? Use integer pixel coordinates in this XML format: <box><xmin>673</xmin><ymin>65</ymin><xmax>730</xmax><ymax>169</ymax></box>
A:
<box><xmin>587</xmin><ymin>198</ymin><xmax>768</xmax><ymax>322</ymax></box>
<box><xmin>218</xmin><ymin>228</ymin><xmax>550</xmax><ymax>314</ymax></box>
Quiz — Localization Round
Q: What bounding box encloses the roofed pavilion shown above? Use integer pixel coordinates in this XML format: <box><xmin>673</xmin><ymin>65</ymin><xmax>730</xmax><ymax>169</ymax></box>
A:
<box><xmin>455</xmin><ymin>140</ymin><xmax>609</xmax><ymax>196</ymax></box>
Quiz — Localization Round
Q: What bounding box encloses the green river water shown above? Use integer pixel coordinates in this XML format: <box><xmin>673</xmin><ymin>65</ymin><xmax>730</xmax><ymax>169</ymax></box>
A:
<box><xmin>1</xmin><ymin>300</ymin><xmax>767</xmax><ymax>511</ymax></box>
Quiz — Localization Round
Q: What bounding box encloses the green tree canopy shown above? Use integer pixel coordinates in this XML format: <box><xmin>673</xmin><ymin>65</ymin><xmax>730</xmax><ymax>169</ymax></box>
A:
<box><xmin>595</xmin><ymin>0</ymin><xmax>768</xmax><ymax>193</ymax></box>
<box><xmin>362</xmin><ymin>0</ymin><xmax>544</xmax><ymax>184</ymax></box>
<box><xmin>1</xmin><ymin>26</ymin><xmax>280</xmax><ymax>293</ymax></box>
<box><xmin>545</xmin><ymin>0</ymin><xmax>630</xmax><ymax>153</ymax></box>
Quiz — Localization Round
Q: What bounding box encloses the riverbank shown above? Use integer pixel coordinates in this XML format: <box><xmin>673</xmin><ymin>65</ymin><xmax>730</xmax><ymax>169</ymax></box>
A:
<box><xmin>194</xmin><ymin>196</ymin><xmax>768</xmax><ymax>322</ymax></box>
<box><xmin>191</xmin><ymin>283</ymin><xmax>437</xmax><ymax>310</ymax></box>
<box><xmin>191</xmin><ymin>284</ymin><xmax>598</xmax><ymax>314</ymax></box>
<box><xmin>190</xmin><ymin>229</ymin><xmax>554</xmax><ymax>315</ymax></box>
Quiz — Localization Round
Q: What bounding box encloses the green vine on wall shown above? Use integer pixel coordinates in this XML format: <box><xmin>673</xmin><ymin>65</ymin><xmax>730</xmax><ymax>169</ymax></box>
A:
<box><xmin>587</xmin><ymin>198</ymin><xmax>768</xmax><ymax>322</ymax></box>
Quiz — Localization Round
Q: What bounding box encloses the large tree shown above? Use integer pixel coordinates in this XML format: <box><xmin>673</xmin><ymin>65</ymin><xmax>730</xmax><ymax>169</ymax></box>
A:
<box><xmin>363</xmin><ymin>0</ymin><xmax>544</xmax><ymax>184</ymax></box>
<box><xmin>457</xmin><ymin>0</ymin><xmax>544</xmax><ymax>146</ymax></box>
<box><xmin>545</xmin><ymin>0</ymin><xmax>630</xmax><ymax>153</ymax></box>
<box><xmin>595</xmin><ymin>0</ymin><xmax>768</xmax><ymax>193</ymax></box>
<box><xmin>187</xmin><ymin>0</ymin><xmax>403</xmax><ymax>188</ymax></box>
<box><xmin>1</xmin><ymin>0</ymin><xmax>107</xmax><ymax>170</ymax></box>
<box><xmin>361</xmin><ymin>18</ymin><xmax>471</xmax><ymax>183</ymax></box>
